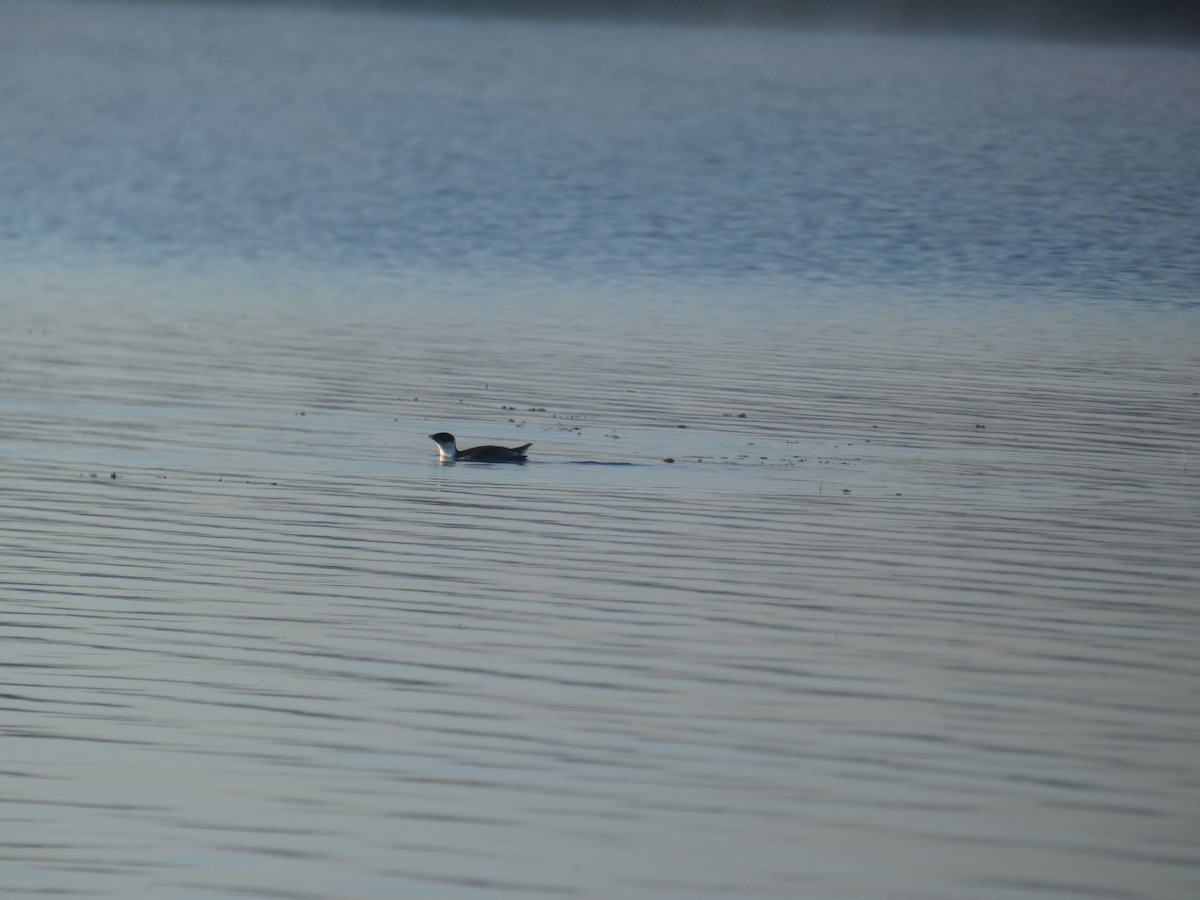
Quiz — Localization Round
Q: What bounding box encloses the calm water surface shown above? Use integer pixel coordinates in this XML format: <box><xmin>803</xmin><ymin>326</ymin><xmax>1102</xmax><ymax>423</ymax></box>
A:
<box><xmin>2</xmin><ymin>2</ymin><xmax>1199</xmax><ymax>898</ymax></box>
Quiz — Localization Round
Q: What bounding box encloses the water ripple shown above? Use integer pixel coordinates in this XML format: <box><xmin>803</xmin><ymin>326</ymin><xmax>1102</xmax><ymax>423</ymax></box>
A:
<box><xmin>3</xmin><ymin>287</ymin><xmax>1198</xmax><ymax>899</ymax></box>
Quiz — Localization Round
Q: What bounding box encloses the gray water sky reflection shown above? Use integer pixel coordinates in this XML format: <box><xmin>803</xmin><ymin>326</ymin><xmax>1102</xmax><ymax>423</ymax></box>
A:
<box><xmin>4</xmin><ymin>272</ymin><xmax>1199</xmax><ymax>898</ymax></box>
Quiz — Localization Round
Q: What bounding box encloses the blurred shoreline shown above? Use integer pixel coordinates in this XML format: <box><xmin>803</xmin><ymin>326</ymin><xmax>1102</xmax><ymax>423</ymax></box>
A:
<box><xmin>192</xmin><ymin>0</ymin><xmax>1200</xmax><ymax>45</ymax></box>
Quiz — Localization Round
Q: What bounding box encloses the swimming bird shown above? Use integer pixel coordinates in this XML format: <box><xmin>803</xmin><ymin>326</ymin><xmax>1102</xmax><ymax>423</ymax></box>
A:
<box><xmin>428</xmin><ymin>432</ymin><xmax>530</xmax><ymax>463</ymax></box>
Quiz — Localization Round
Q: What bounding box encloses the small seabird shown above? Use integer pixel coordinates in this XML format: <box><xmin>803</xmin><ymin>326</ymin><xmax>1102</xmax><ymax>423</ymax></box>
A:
<box><xmin>428</xmin><ymin>432</ymin><xmax>531</xmax><ymax>463</ymax></box>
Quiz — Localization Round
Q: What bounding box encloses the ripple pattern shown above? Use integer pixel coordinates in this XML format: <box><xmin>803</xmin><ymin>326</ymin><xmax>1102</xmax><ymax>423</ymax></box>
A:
<box><xmin>2</xmin><ymin>287</ymin><xmax>1198</xmax><ymax>900</ymax></box>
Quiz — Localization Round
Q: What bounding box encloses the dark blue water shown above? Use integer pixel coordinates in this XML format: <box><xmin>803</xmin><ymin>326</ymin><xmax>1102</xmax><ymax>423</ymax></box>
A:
<box><xmin>3</xmin><ymin>0</ymin><xmax>1198</xmax><ymax>306</ymax></box>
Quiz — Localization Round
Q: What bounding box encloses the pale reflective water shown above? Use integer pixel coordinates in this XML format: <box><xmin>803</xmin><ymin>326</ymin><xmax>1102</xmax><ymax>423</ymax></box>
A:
<box><xmin>3</xmin><ymin>2</ymin><xmax>1200</xmax><ymax>899</ymax></box>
